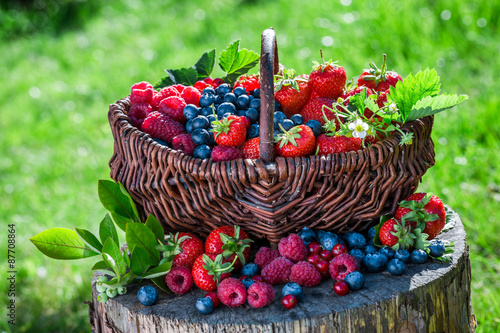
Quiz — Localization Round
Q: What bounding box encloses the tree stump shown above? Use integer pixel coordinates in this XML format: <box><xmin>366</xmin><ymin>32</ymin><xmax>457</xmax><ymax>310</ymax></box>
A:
<box><xmin>89</xmin><ymin>208</ymin><xmax>475</xmax><ymax>333</ymax></box>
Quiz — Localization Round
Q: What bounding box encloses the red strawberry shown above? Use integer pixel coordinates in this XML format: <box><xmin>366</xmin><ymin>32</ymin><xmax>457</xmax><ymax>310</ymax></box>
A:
<box><xmin>162</xmin><ymin>232</ymin><xmax>204</xmax><ymax>269</ymax></box>
<box><xmin>217</xmin><ymin>277</ymin><xmax>247</xmax><ymax>307</ymax></box>
<box><xmin>274</xmin><ymin>70</ymin><xmax>312</xmax><ymax>117</ymax></box>
<box><xmin>130</xmin><ymin>81</ymin><xmax>154</xmax><ymax>104</ymax></box>
<box><xmin>357</xmin><ymin>54</ymin><xmax>402</xmax><ymax>92</ymax></box>
<box><xmin>234</xmin><ymin>75</ymin><xmax>260</xmax><ymax>93</ymax></box>
<box><xmin>340</xmin><ymin>86</ymin><xmax>376</xmax><ymax>118</ymax></box>
<box><xmin>142</xmin><ymin>112</ymin><xmax>186</xmax><ymax>143</ymax></box>
<box><xmin>377</xmin><ymin>89</ymin><xmax>390</xmax><ymax>108</ymax></box>
<box><xmin>172</xmin><ymin>134</ymin><xmax>197</xmax><ymax>156</ymax></box>
<box><xmin>315</xmin><ymin>134</ymin><xmax>362</xmax><ymax>155</ymax></box>
<box><xmin>275</xmin><ymin>125</ymin><xmax>316</xmax><ymax>158</ymax></box>
<box><xmin>242</xmin><ymin>138</ymin><xmax>260</xmax><ymax>159</ymax></box>
<box><xmin>205</xmin><ymin>226</ymin><xmax>252</xmax><ymax>271</ymax></box>
<box><xmin>300</xmin><ymin>97</ymin><xmax>337</xmax><ymax>125</ymax></box>
<box><xmin>309</xmin><ymin>53</ymin><xmax>346</xmax><ymax>99</ymax></box>
<box><xmin>180</xmin><ymin>86</ymin><xmax>201</xmax><ymax>106</ymax></box>
<box><xmin>211</xmin><ymin>116</ymin><xmax>247</xmax><ymax>147</ymax></box>
<box><xmin>378</xmin><ymin>218</ymin><xmax>415</xmax><ymax>250</ymax></box>
<box><xmin>394</xmin><ymin>193</ymin><xmax>446</xmax><ymax>240</ymax></box>
<box><xmin>159</xmin><ymin>96</ymin><xmax>187</xmax><ymax>123</ymax></box>
<box><xmin>211</xmin><ymin>146</ymin><xmax>244</xmax><ymax>162</ymax></box>
<box><xmin>192</xmin><ymin>254</ymin><xmax>232</xmax><ymax>292</ymax></box>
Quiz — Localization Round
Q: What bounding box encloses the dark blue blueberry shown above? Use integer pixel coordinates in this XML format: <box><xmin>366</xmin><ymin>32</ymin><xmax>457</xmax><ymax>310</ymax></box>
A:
<box><xmin>281</xmin><ymin>119</ymin><xmax>295</xmax><ymax>132</ymax></box>
<box><xmin>195</xmin><ymin>297</ymin><xmax>214</xmax><ymax>315</ymax></box>
<box><xmin>428</xmin><ymin>240</ymin><xmax>446</xmax><ymax>257</ymax></box>
<box><xmin>236</xmin><ymin>95</ymin><xmax>250</xmax><ymax>109</ymax></box>
<box><xmin>199</xmin><ymin>93</ymin><xmax>215</xmax><ymax>108</ymax></box>
<box><xmin>363</xmin><ymin>244</ymin><xmax>378</xmax><ymax>255</ymax></box>
<box><xmin>305</xmin><ymin>119</ymin><xmax>322</xmax><ymax>137</ymax></box>
<box><xmin>247</xmin><ymin>124</ymin><xmax>260</xmax><ymax>139</ymax></box>
<box><xmin>394</xmin><ymin>249</ymin><xmax>411</xmax><ymax>263</ymax></box>
<box><xmin>344</xmin><ymin>271</ymin><xmax>365</xmax><ymax>290</ymax></box>
<box><xmin>290</xmin><ymin>114</ymin><xmax>303</xmax><ymax>125</ymax></box>
<box><xmin>137</xmin><ymin>285</ymin><xmax>158</xmax><ymax>306</ymax></box>
<box><xmin>249</xmin><ymin>98</ymin><xmax>260</xmax><ymax>110</ymax></box>
<box><xmin>202</xmin><ymin>87</ymin><xmax>216</xmax><ymax>95</ymax></box>
<box><xmin>274</xmin><ymin>111</ymin><xmax>286</xmax><ymax>126</ymax></box>
<box><xmin>217</xmin><ymin>102</ymin><xmax>236</xmax><ymax>118</ymax></box>
<box><xmin>223</xmin><ymin>112</ymin><xmax>233</xmax><ymax>118</ymax></box>
<box><xmin>233</xmin><ymin>86</ymin><xmax>247</xmax><ymax>97</ymax></box>
<box><xmin>318</xmin><ymin>232</ymin><xmax>344</xmax><ymax>251</ymax></box>
<box><xmin>379</xmin><ymin>247</ymin><xmax>395</xmax><ymax>260</ymax></box>
<box><xmin>223</xmin><ymin>93</ymin><xmax>237</xmax><ymax>104</ymax></box>
<box><xmin>214</xmin><ymin>95</ymin><xmax>224</xmax><ymax>106</ymax></box>
<box><xmin>241</xmin><ymin>277</ymin><xmax>255</xmax><ymax>289</ymax></box>
<box><xmin>367</xmin><ymin>227</ymin><xmax>376</xmax><ymax>240</ymax></box>
<box><xmin>298</xmin><ymin>227</ymin><xmax>317</xmax><ymax>245</ymax></box>
<box><xmin>186</xmin><ymin>119</ymin><xmax>194</xmax><ymax>133</ymax></box>
<box><xmin>282</xmin><ymin>282</ymin><xmax>303</xmax><ymax>301</ymax></box>
<box><xmin>200</xmin><ymin>106</ymin><xmax>214</xmax><ymax>117</ymax></box>
<box><xmin>241</xmin><ymin>263</ymin><xmax>259</xmax><ymax>277</ymax></box>
<box><xmin>411</xmin><ymin>249</ymin><xmax>428</xmax><ymax>264</ymax></box>
<box><xmin>274</xmin><ymin>125</ymin><xmax>282</xmax><ymax>135</ymax></box>
<box><xmin>216</xmin><ymin>84</ymin><xmax>232</xmax><ymax>96</ymax></box>
<box><xmin>207</xmin><ymin>132</ymin><xmax>216</xmax><ymax>145</ymax></box>
<box><xmin>206</xmin><ymin>114</ymin><xmax>216</xmax><ymax>127</ymax></box>
<box><xmin>363</xmin><ymin>252</ymin><xmax>388</xmax><ymax>272</ymax></box>
<box><xmin>248</xmin><ymin>95</ymin><xmax>255</xmax><ymax>101</ymax></box>
<box><xmin>153</xmin><ymin>138</ymin><xmax>170</xmax><ymax>147</ymax></box>
<box><xmin>237</xmin><ymin>110</ymin><xmax>247</xmax><ymax>117</ymax></box>
<box><xmin>349</xmin><ymin>249</ymin><xmax>365</xmax><ymax>263</ymax></box>
<box><xmin>193</xmin><ymin>145</ymin><xmax>212</xmax><ymax>159</ymax></box>
<box><xmin>252</xmin><ymin>88</ymin><xmax>260</xmax><ymax>98</ymax></box>
<box><xmin>191</xmin><ymin>129</ymin><xmax>210</xmax><ymax>145</ymax></box>
<box><xmin>343</xmin><ymin>232</ymin><xmax>367</xmax><ymax>250</ymax></box>
<box><xmin>183</xmin><ymin>104</ymin><xmax>200</xmax><ymax>121</ymax></box>
<box><xmin>274</xmin><ymin>100</ymin><xmax>281</xmax><ymax>111</ymax></box>
<box><xmin>245</xmin><ymin>108</ymin><xmax>259</xmax><ymax>123</ymax></box>
<box><xmin>192</xmin><ymin>116</ymin><xmax>209</xmax><ymax>130</ymax></box>
<box><xmin>387</xmin><ymin>258</ymin><xmax>406</xmax><ymax>276</ymax></box>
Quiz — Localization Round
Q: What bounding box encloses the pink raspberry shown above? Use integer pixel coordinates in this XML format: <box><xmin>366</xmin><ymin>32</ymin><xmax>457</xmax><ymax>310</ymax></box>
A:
<box><xmin>278</xmin><ymin>233</ymin><xmax>307</xmax><ymax>263</ymax></box>
<box><xmin>130</xmin><ymin>81</ymin><xmax>154</xmax><ymax>104</ymax></box>
<box><xmin>217</xmin><ymin>277</ymin><xmax>247</xmax><ymax>307</ymax></box>
<box><xmin>128</xmin><ymin>103</ymin><xmax>152</xmax><ymax>128</ymax></box>
<box><xmin>159</xmin><ymin>96</ymin><xmax>187</xmax><ymax>123</ymax></box>
<box><xmin>254</xmin><ymin>247</ymin><xmax>280</xmax><ymax>270</ymax></box>
<box><xmin>142</xmin><ymin>112</ymin><xmax>186</xmax><ymax>143</ymax></box>
<box><xmin>164</xmin><ymin>266</ymin><xmax>193</xmax><ymax>294</ymax></box>
<box><xmin>181</xmin><ymin>86</ymin><xmax>201</xmax><ymax>106</ymax></box>
<box><xmin>211</xmin><ymin>146</ymin><xmax>244</xmax><ymax>162</ymax></box>
<box><xmin>289</xmin><ymin>261</ymin><xmax>322</xmax><ymax>287</ymax></box>
<box><xmin>247</xmin><ymin>282</ymin><xmax>275</xmax><ymax>308</ymax></box>
<box><xmin>329</xmin><ymin>253</ymin><xmax>361</xmax><ymax>281</ymax></box>
<box><xmin>261</xmin><ymin>257</ymin><xmax>293</xmax><ymax>285</ymax></box>
<box><xmin>172</xmin><ymin>134</ymin><xmax>197</xmax><ymax>156</ymax></box>
<box><xmin>172</xmin><ymin>84</ymin><xmax>186</xmax><ymax>94</ymax></box>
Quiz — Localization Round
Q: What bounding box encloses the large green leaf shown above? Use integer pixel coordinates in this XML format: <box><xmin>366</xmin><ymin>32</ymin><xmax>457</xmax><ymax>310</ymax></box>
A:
<box><xmin>129</xmin><ymin>247</ymin><xmax>156</xmax><ymax>276</ymax></box>
<box><xmin>30</xmin><ymin>228</ymin><xmax>99</xmax><ymax>260</ymax></box>
<box><xmin>151</xmin><ymin>276</ymin><xmax>171</xmax><ymax>293</ymax></box>
<box><xmin>145</xmin><ymin>214</ymin><xmax>164</xmax><ymax>242</ymax></box>
<box><xmin>99</xmin><ymin>214</ymin><xmax>119</xmax><ymax>247</ymax></box>
<box><xmin>155</xmin><ymin>67</ymin><xmax>198</xmax><ymax>89</ymax></box>
<box><xmin>126</xmin><ymin>223</ymin><xmax>161</xmax><ymax>263</ymax></box>
<box><xmin>405</xmin><ymin>94</ymin><xmax>468</xmax><ymax>122</ymax></box>
<box><xmin>98</xmin><ymin>180</ymin><xmax>139</xmax><ymax>229</ymax></box>
<box><xmin>102</xmin><ymin>238</ymin><xmax>127</xmax><ymax>278</ymax></box>
<box><xmin>142</xmin><ymin>261</ymin><xmax>171</xmax><ymax>279</ymax></box>
<box><xmin>118</xmin><ymin>182</ymin><xmax>140</xmax><ymax>223</ymax></box>
<box><xmin>219</xmin><ymin>40</ymin><xmax>259</xmax><ymax>84</ymax></box>
<box><xmin>74</xmin><ymin>227</ymin><xmax>103</xmax><ymax>253</ymax></box>
<box><xmin>193</xmin><ymin>49</ymin><xmax>216</xmax><ymax>79</ymax></box>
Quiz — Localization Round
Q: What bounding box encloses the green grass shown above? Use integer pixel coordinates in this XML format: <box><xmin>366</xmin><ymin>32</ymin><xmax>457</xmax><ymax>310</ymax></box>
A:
<box><xmin>1</xmin><ymin>0</ymin><xmax>499</xmax><ymax>331</ymax></box>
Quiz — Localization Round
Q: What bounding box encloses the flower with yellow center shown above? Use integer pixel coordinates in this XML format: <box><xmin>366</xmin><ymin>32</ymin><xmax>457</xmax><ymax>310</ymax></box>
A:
<box><xmin>348</xmin><ymin>119</ymin><xmax>369</xmax><ymax>139</ymax></box>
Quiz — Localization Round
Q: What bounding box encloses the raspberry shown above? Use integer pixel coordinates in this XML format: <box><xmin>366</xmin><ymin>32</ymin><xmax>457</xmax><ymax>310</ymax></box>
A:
<box><xmin>278</xmin><ymin>234</ymin><xmax>307</xmax><ymax>263</ymax></box>
<box><xmin>159</xmin><ymin>96</ymin><xmax>187</xmax><ymax>123</ymax></box>
<box><xmin>261</xmin><ymin>257</ymin><xmax>293</xmax><ymax>285</ymax></box>
<box><xmin>255</xmin><ymin>247</ymin><xmax>280</xmax><ymax>270</ymax></box>
<box><xmin>247</xmin><ymin>282</ymin><xmax>275</xmax><ymax>308</ymax></box>
<box><xmin>289</xmin><ymin>261</ymin><xmax>322</xmax><ymax>287</ymax></box>
<box><xmin>329</xmin><ymin>253</ymin><xmax>361</xmax><ymax>281</ymax></box>
<box><xmin>164</xmin><ymin>266</ymin><xmax>193</xmax><ymax>295</ymax></box>
<box><xmin>194</xmin><ymin>80</ymin><xmax>211</xmax><ymax>92</ymax></box>
<box><xmin>151</xmin><ymin>87</ymin><xmax>181</xmax><ymax>110</ymax></box>
<box><xmin>172</xmin><ymin>84</ymin><xmax>186</xmax><ymax>94</ymax></box>
<box><xmin>181</xmin><ymin>86</ymin><xmax>201</xmax><ymax>106</ymax></box>
<box><xmin>128</xmin><ymin>103</ymin><xmax>152</xmax><ymax>128</ymax></box>
<box><xmin>217</xmin><ymin>277</ymin><xmax>247</xmax><ymax>307</ymax></box>
<box><xmin>211</xmin><ymin>145</ymin><xmax>244</xmax><ymax>162</ymax></box>
<box><xmin>142</xmin><ymin>112</ymin><xmax>186</xmax><ymax>143</ymax></box>
<box><xmin>130</xmin><ymin>81</ymin><xmax>154</xmax><ymax>104</ymax></box>
<box><xmin>172</xmin><ymin>134</ymin><xmax>197</xmax><ymax>156</ymax></box>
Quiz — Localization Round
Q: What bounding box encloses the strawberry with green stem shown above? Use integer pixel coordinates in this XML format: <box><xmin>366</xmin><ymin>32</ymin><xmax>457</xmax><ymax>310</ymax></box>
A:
<box><xmin>210</xmin><ymin>112</ymin><xmax>247</xmax><ymax>147</ymax></box>
<box><xmin>156</xmin><ymin>232</ymin><xmax>204</xmax><ymax>269</ymax></box>
<box><xmin>192</xmin><ymin>253</ymin><xmax>237</xmax><ymax>292</ymax></box>
<box><xmin>274</xmin><ymin>69</ymin><xmax>312</xmax><ymax>117</ymax></box>
<box><xmin>275</xmin><ymin>124</ymin><xmax>316</xmax><ymax>158</ymax></box>
<box><xmin>357</xmin><ymin>54</ymin><xmax>402</xmax><ymax>92</ymax></box>
<box><xmin>205</xmin><ymin>225</ymin><xmax>253</xmax><ymax>271</ymax></box>
<box><xmin>309</xmin><ymin>50</ymin><xmax>347</xmax><ymax>99</ymax></box>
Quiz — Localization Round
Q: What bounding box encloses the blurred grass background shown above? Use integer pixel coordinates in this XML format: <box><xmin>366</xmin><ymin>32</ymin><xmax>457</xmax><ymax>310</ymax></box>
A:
<box><xmin>1</xmin><ymin>0</ymin><xmax>498</xmax><ymax>331</ymax></box>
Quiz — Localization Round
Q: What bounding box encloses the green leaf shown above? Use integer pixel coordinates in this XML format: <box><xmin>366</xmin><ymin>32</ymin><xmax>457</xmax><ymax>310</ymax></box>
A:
<box><xmin>98</xmin><ymin>180</ymin><xmax>139</xmax><ymax>229</ymax></box>
<box><xmin>126</xmin><ymin>223</ymin><xmax>161</xmax><ymax>263</ymax></box>
<box><xmin>123</xmin><ymin>251</ymin><xmax>131</xmax><ymax>268</ymax></box>
<box><xmin>102</xmin><ymin>238</ymin><xmax>127</xmax><ymax>278</ymax></box>
<box><xmin>129</xmin><ymin>247</ymin><xmax>155</xmax><ymax>276</ymax></box>
<box><xmin>110</xmin><ymin>213</ymin><xmax>128</xmax><ymax>232</ymax></box>
<box><xmin>154</xmin><ymin>76</ymin><xmax>174</xmax><ymax>89</ymax></box>
<box><xmin>118</xmin><ymin>182</ymin><xmax>141</xmax><ymax>223</ymax></box>
<box><xmin>141</xmin><ymin>261</ymin><xmax>171</xmax><ymax>279</ymax></box>
<box><xmin>99</xmin><ymin>214</ymin><xmax>119</xmax><ymax>247</ymax></box>
<box><xmin>74</xmin><ymin>227</ymin><xmax>103</xmax><ymax>253</ymax></box>
<box><xmin>151</xmin><ymin>277</ymin><xmax>171</xmax><ymax>293</ymax></box>
<box><xmin>219</xmin><ymin>40</ymin><xmax>259</xmax><ymax>85</ymax></box>
<box><xmin>92</xmin><ymin>260</ymin><xmax>109</xmax><ymax>271</ymax></box>
<box><xmin>405</xmin><ymin>94</ymin><xmax>468</xmax><ymax>122</ymax></box>
<box><xmin>30</xmin><ymin>228</ymin><xmax>99</xmax><ymax>260</ymax></box>
<box><xmin>145</xmin><ymin>214</ymin><xmax>164</xmax><ymax>242</ymax></box>
<box><xmin>193</xmin><ymin>49</ymin><xmax>216</xmax><ymax>79</ymax></box>
<box><xmin>156</xmin><ymin>67</ymin><xmax>198</xmax><ymax>89</ymax></box>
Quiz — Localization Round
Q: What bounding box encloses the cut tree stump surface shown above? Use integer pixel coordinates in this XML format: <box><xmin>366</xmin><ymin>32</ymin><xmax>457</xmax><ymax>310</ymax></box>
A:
<box><xmin>90</xmin><ymin>207</ymin><xmax>475</xmax><ymax>333</ymax></box>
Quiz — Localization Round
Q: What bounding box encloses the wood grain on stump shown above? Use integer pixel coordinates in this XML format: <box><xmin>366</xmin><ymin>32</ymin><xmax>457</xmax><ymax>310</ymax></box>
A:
<box><xmin>89</xmin><ymin>208</ymin><xmax>475</xmax><ymax>333</ymax></box>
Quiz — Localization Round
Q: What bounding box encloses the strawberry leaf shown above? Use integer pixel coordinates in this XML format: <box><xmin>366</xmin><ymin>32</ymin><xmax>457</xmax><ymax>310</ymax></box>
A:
<box><xmin>405</xmin><ymin>94</ymin><xmax>468</xmax><ymax>122</ymax></box>
<box><xmin>193</xmin><ymin>49</ymin><xmax>216</xmax><ymax>79</ymax></box>
<box><xmin>219</xmin><ymin>40</ymin><xmax>259</xmax><ymax>85</ymax></box>
<box><xmin>155</xmin><ymin>67</ymin><xmax>198</xmax><ymax>89</ymax></box>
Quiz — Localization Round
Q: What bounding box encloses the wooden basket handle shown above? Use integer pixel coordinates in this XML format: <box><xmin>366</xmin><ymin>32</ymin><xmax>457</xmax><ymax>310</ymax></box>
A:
<box><xmin>259</xmin><ymin>28</ymin><xmax>280</xmax><ymax>162</ymax></box>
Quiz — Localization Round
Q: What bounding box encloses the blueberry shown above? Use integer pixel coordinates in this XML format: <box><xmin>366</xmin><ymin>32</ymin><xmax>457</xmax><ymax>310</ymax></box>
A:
<box><xmin>186</xmin><ymin>119</ymin><xmax>194</xmax><ymax>133</ymax></box>
<box><xmin>290</xmin><ymin>114</ymin><xmax>303</xmax><ymax>125</ymax></box>
<box><xmin>236</xmin><ymin>95</ymin><xmax>250</xmax><ymax>109</ymax></box>
<box><xmin>217</xmin><ymin>102</ymin><xmax>236</xmax><ymax>118</ymax></box>
<box><xmin>191</xmin><ymin>128</ymin><xmax>210</xmax><ymax>145</ymax></box>
<box><xmin>411</xmin><ymin>249</ymin><xmax>428</xmax><ymax>264</ymax></box>
<box><xmin>237</xmin><ymin>110</ymin><xmax>247</xmax><ymax>117</ymax></box>
<box><xmin>195</xmin><ymin>297</ymin><xmax>214</xmax><ymax>314</ymax></box>
<box><xmin>241</xmin><ymin>263</ymin><xmax>259</xmax><ymax>277</ymax></box>
<box><xmin>214</xmin><ymin>95</ymin><xmax>224</xmax><ymax>106</ymax></box>
<box><xmin>216</xmin><ymin>84</ymin><xmax>232</xmax><ymax>96</ymax></box>
<box><xmin>137</xmin><ymin>285</ymin><xmax>158</xmax><ymax>306</ymax></box>
<box><xmin>202</xmin><ymin>87</ymin><xmax>216</xmax><ymax>95</ymax></box>
<box><xmin>344</xmin><ymin>271</ymin><xmax>365</xmax><ymax>290</ymax></box>
<box><xmin>298</xmin><ymin>227</ymin><xmax>317</xmax><ymax>245</ymax></box>
<box><xmin>274</xmin><ymin>100</ymin><xmax>281</xmax><ymax>111</ymax></box>
<box><xmin>241</xmin><ymin>277</ymin><xmax>255</xmax><ymax>289</ymax></box>
<box><xmin>318</xmin><ymin>232</ymin><xmax>344</xmax><ymax>251</ymax></box>
<box><xmin>305</xmin><ymin>120</ymin><xmax>322</xmax><ymax>137</ymax></box>
<box><xmin>183</xmin><ymin>104</ymin><xmax>200</xmax><ymax>120</ymax></box>
<box><xmin>206</xmin><ymin>114</ymin><xmax>216</xmax><ymax>127</ymax></box>
<box><xmin>343</xmin><ymin>232</ymin><xmax>367</xmax><ymax>250</ymax></box>
<box><xmin>223</xmin><ymin>93</ymin><xmax>237</xmax><ymax>104</ymax></box>
<box><xmin>245</xmin><ymin>108</ymin><xmax>259</xmax><ymax>123</ymax></box>
<box><xmin>379</xmin><ymin>247</ymin><xmax>395</xmax><ymax>260</ymax></box>
<box><xmin>367</xmin><ymin>227</ymin><xmax>376</xmax><ymax>240</ymax></box>
<box><xmin>428</xmin><ymin>239</ymin><xmax>446</xmax><ymax>257</ymax></box>
<box><xmin>387</xmin><ymin>258</ymin><xmax>406</xmax><ymax>276</ymax></box>
<box><xmin>248</xmin><ymin>95</ymin><xmax>255</xmax><ymax>101</ymax></box>
<box><xmin>234</xmin><ymin>86</ymin><xmax>247</xmax><ymax>97</ymax></box>
<box><xmin>281</xmin><ymin>119</ymin><xmax>295</xmax><ymax>131</ymax></box>
<box><xmin>200</xmin><ymin>106</ymin><xmax>214</xmax><ymax>117</ymax></box>
<box><xmin>394</xmin><ymin>249</ymin><xmax>411</xmax><ymax>263</ymax></box>
<box><xmin>223</xmin><ymin>112</ymin><xmax>233</xmax><ymax>118</ymax></box>
<box><xmin>249</xmin><ymin>98</ymin><xmax>260</xmax><ymax>110</ymax></box>
<box><xmin>282</xmin><ymin>282</ymin><xmax>304</xmax><ymax>301</ymax></box>
<box><xmin>193</xmin><ymin>145</ymin><xmax>212</xmax><ymax>159</ymax></box>
<box><xmin>199</xmin><ymin>93</ymin><xmax>215</xmax><ymax>107</ymax></box>
<box><xmin>349</xmin><ymin>249</ymin><xmax>365</xmax><ymax>263</ymax></box>
<box><xmin>247</xmin><ymin>124</ymin><xmax>260</xmax><ymax>139</ymax></box>
<box><xmin>252</xmin><ymin>88</ymin><xmax>260</xmax><ymax>98</ymax></box>
<box><xmin>363</xmin><ymin>244</ymin><xmax>378</xmax><ymax>255</ymax></box>
<box><xmin>274</xmin><ymin>125</ymin><xmax>282</xmax><ymax>134</ymax></box>
<box><xmin>274</xmin><ymin>111</ymin><xmax>287</xmax><ymax>126</ymax></box>
<box><xmin>192</xmin><ymin>116</ymin><xmax>209</xmax><ymax>130</ymax></box>
<box><xmin>207</xmin><ymin>132</ymin><xmax>216</xmax><ymax>145</ymax></box>
<box><xmin>363</xmin><ymin>253</ymin><xmax>388</xmax><ymax>272</ymax></box>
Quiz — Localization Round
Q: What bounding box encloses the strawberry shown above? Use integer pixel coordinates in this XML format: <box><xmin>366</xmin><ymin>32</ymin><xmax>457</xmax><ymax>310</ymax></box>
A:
<box><xmin>241</xmin><ymin>138</ymin><xmax>260</xmax><ymax>159</ymax></box>
<box><xmin>309</xmin><ymin>52</ymin><xmax>346</xmax><ymax>99</ymax></box>
<box><xmin>211</xmin><ymin>115</ymin><xmax>247</xmax><ymax>147</ymax></box>
<box><xmin>315</xmin><ymin>134</ymin><xmax>362</xmax><ymax>155</ymax></box>
<box><xmin>192</xmin><ymin>254</ymin><xmax>232</xmax><ymax>292</ymax></box>
<box><xmin>394</xmin><ymin>193</ymin><xmax>446</xmax><ymax>240</ymax></box>
<box><xmin>274</xmin><ymin>69</ymin><xmax>312</xmax><ymax>117</ymax></box>
<box><xmin>378</xmin><ymin>218</ymin><xmax>415</xmax><ymax>250</ymax></box>
<box><xmin>142</xmin><ymin>112</ymin><xmax>186</xmax><ymax>143</ymax></box>
<box><xmin>158</xmin><ymin>232</ymin><xmax>204</xmax><ymax>269</ymax></box>
<box><xmin>275</xmin><ymin>125</ymin><xmax>316</xmax><ymax>158</ymax></box>
<box><xmin>300</xmin><ymin>97</ymin><xmax>337</xmax><ymax>126</ymax></box>
<box><xmin>205</xmin><ymin>225</ymin><xmax>252</xmax><ymax>271</ymax></box>
<box><xmin>234</xmin><ymin>74</ymin><xmax>260</xmax><ymax>93</ymax></box>
<box><xmin>357</xmin><ymin>54</ymin><xmax>402</xmax><ymax>92</ymax></box>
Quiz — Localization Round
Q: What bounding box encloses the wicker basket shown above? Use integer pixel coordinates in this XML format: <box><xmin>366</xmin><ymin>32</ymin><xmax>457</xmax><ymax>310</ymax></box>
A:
<box><xmin>108</xmin><ymin>29</ymin><xmax>435</xmax><ymax>244</ymax></box>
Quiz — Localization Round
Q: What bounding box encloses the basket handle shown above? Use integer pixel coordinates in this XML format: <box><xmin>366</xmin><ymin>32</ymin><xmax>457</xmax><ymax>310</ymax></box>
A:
<box><xmin>259</xmin><ymin>28</ymin><xmax>279</xmax><ymax>162</ymax></box>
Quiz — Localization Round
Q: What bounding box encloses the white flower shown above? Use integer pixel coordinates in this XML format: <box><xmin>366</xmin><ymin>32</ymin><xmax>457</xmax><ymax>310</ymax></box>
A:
<box><xmin>388</xmin><ymin>103</ymin><xmax>398</xmax><ymax>113</ymax></box>
<box><xmin>348</xmin><ymin>119</ymin><xmax>369</xmax><ymax>139</ymax></box>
